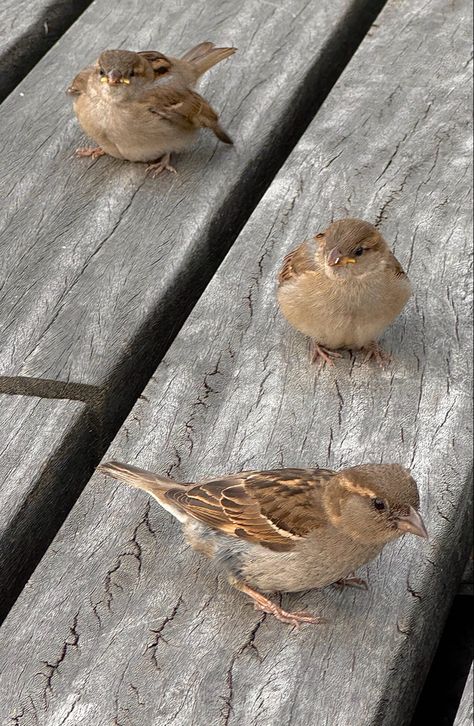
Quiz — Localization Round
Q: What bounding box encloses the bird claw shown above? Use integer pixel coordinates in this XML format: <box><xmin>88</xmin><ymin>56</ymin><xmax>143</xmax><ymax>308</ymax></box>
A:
<box><xmin>309</xmin><ymin>340</ymin><xmax>344</xmax><ymax>366</ymax></box>
<box><xmin>75</xmin><ymin>146</ymin><xmax>105</xmax><ymax>159</ymax></box>
<box><xmin>146</xmin><ymin>154</ymin><xmax>177</xmax><ymax>177</ymax></box>
<box><xmin>362</xmin><ymin>342</ymin><xmax>391</xmax><ymax>368</ymax></box>
<box><xmin>237</xmin><ymin>581</ymin><xmax>325</xmax><ymax>628</ymax></box>
<box><xmin>253</xmin><ymin>601</ymin><xmax>326</xmax><ymax>627</ymax></box>
<box><xmin>333</xmin><ymin>575</ymin><xmax>368</xmax><ymax>591</ymax></box>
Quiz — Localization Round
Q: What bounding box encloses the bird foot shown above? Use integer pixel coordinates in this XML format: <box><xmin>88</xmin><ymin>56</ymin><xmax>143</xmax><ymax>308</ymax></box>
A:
<box><xmin>309</xmin><ymin>340</ymin><xmax>343</xmax><ymax>366</ymax></box>
<box><xmin>146</xmin><ymin>153</ymin><xmax>177</xmax><ymax>177</ymax></box>
<box><xmin>237</xmin><ymin>582</ymin><xmax>326</xmax><ymax>628</ymax></box>
<box><xmin>362</xmin><ymin>342</ymin><xmax>391</xmax><ymax>368</ymax></box>
<box><xmin>253</xmin><ymin>601</ymin><xmax>325</xmax><ymax>627</ymax></box>
<box><xmin>333</xmin><ymin>574</ymin><xmax>368</xmax><ymax>591</ymax></box>
<box><xmin>75</xmin><ymin>146</ymin><xmax>106</xmax><ymax>159</ymax></box>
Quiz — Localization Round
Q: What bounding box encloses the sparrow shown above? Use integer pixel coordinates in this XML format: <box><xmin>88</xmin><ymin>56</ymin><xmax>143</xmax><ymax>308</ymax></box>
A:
<box><xmin>277</xmin><ymin>218</ymin><xmax>412</xmax><ymax>366</ymax></box>
<box><xmin>98</xmin><ymin>461</ymin><xmax>427</xmax><ymax>627</ymax></box>
<box><xmin>67</xmin><ymin>45</ymin><xmax>235</xmax><ymax>175</ymax></box>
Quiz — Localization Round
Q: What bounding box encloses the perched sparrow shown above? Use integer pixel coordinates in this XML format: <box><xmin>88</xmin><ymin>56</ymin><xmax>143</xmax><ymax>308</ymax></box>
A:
<box><xmin>98</xmin><ymin>461</ymin><xmax>427</xmax><ymax>626</ymax></box>
<box><xmin>277</xmin><ymin>218</ymin><xmax>412</xmax><ymax>365</ymax></box>
<box><xmin>67</xmin><ymin>45</ymin><xmax>235</xmax><ymax>175</ymax></box>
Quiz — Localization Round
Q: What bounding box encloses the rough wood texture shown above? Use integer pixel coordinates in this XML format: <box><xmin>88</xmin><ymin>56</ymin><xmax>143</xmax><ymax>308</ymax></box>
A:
<box><xmin>459</xmin><ymin>554</ymin><xmax>473</xmax><ymax>595</ymax></box>
<box><xmin>454</xmin><ymin>665</ymin><xmax>473</xmax><ymax>726</ymax></box>
<box><xmin>0</xmin><ymin>395</ymin><xmax>94</xmax><ymax>621</ymax></box>
<box><xmin>0</xmin><ymin>0</ymin><xmax>384</xmax><ymax>436</ymax></box>
<box><xmin>0</xmin><ymin>0</ymin><xmax>91</xmax><ymax>101</ymax></box>
<box><xmin>0</xmin><ymin>0</ymin><xmax>472</xmax><ymax>724</ymax></box>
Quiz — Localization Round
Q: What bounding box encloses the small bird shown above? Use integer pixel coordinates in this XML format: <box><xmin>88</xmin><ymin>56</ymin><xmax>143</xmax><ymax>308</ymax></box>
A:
<box><xmin>277</xmin><ymin>218</ymin><xmax>412</xmax><ymax>366</ymax></box>
<box><xmin>98</xmin><ymin>461</ymin><xmax>427</xmax><ymax>626</ymax></box>
<box><xmin>67</xmin><ymin>44</ymin><xmax>235</xmax><ymax>175</ymax></box>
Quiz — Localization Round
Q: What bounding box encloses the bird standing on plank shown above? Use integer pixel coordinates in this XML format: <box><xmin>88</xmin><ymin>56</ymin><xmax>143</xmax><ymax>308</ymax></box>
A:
<box><xmin>98</xmin><ymin>460</ymin><xmax>427</xmax><ymax>627</ymax></box>
<box><xmin>67</xmin><ymin>43</ymin><xmax>235</xmax><ymax>175</ymax></box>
<box><xmin>277</xmin><ymin>218</ymin><xmax>412</xmax><ymax>366</ymax></box>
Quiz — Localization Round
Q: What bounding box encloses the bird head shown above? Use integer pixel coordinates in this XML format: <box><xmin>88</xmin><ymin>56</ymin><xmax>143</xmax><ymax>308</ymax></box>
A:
<box><xmin>315</xmin><ymin>218</ymin><xmax>390</xmax><ymax>280</ymax></box>
<box><xmin>324</xmin><ymin>464</ymin><xmax>428</xmax><ymax>545</ymax></box>
<box><xmin>95</xmin><ymin>49</ymin><xmax>170</xmax><ymax>89</ymax></box>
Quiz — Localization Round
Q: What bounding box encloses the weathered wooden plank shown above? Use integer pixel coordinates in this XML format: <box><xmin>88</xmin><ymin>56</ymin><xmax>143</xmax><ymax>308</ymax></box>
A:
<box><xmin>459</xmin><ymin>554</ymin><xmax>473</xmax><ymax>595</ymax></box>
<box><xmin>454</xmin><ymin>666</ymin><xmax>474</xmax><ymax>726</ymax></box>
<box><xmin>454</xmin><ymin>665</ymin><xmax>473</xmax><ymax>726</ymax></box>
<box><xmin>0</xmin><ymin>0</ymin><xmax>91</xmax><ymax>102</ymax></box>
<box><xmin>0</xmin><ymin>0</ymin><xmax>384</xmax><ymax>436</ymax></box>
<box><xmin>0</xmin><ymin>395</ymin><xmax>94</xmax><ymax>622</ymax></box>
<box><xmin>0</xmin><ymin>0</ymin><xmax>472</xmax><ymax>724</ymax></box>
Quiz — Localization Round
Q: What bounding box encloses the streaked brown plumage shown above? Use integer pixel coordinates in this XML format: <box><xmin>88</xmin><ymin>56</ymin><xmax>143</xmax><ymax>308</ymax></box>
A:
<box><xmin>67</xmin><ymin>43</ymin><xmax>235</xmax><ymax>175</ymax></box>
<box><xmin>277</xmin><ymin>218</ymin><xmax>412</xmax><ymax>365</ymax></box>
<box><xmin>98</xmin><ymin>460</ymin><xmax>427</xmax><ymax>626</ymax></box>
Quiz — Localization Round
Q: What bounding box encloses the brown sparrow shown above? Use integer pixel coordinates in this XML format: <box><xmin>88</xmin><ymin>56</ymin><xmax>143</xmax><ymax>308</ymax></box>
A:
<box><xmin>98</xmin><ymin>461</ymin><xmax>427</xmax><ymax>627</ymax></box>
<box><xmin>67</xmin><ymin>46</ymin><xmax>234</xmax><ymax>175</ymax></box>
<box><xmin>277</xmin><ymin>218</ymin><xmax>412</xmax><ymax>366</ymax></box>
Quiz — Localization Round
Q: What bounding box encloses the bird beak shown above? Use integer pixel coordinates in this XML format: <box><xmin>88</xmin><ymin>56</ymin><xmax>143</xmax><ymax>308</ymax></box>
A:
<box><xmin>396</xmin><ymin>506</ymin><xmax>429</xmax><ymax>539</ymax></box>
<box><xmin>327</xmin><ymin>247</ymin><xmax>356</xmax><ymax>266</ymax></box>
<box><xmin>107</xmin><ymin>69</ymin><xmax>124</xmax><ymax>85</ymax></box>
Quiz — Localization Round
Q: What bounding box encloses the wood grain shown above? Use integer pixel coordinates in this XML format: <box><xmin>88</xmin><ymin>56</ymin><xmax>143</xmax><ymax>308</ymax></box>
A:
<box><xmin>0</xmin><ymin>0</ymin><xmax>472</xmax><ymax>724</ymax></box>
<box><xmin>454</xmin><ymin>665</ymin><xmax>473</xmax><ymax>726</ymax></box>
<box><xmin>0</xmin><ymin>395</ymin><xmax>94</xmax><ymax>621</ymax></box>
<box><xmin>0</xmin><ymin>0</ymin><xmax>384</xmax><ymax>436</ymax></box>
<box><xmin>0</xmin><ymin>0</ymin><xmax>91</xmax><ymax>101</ymax></box>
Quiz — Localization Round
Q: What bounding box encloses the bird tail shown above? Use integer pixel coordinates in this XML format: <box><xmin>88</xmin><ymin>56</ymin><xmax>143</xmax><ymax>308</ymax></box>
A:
<box><xmin>98</xmin><ymin>460</ymin><xmax>175</xmax><ymax>496</ymax></box>
<box><xmin>180</xmin><ymin>42</ymin><xmax>236</xmax><ymax>77</ymax></box>
<box><xmin>212</xmin><ymin>123</ymin><xmax>233</xmax><ymax>145</ymax></box>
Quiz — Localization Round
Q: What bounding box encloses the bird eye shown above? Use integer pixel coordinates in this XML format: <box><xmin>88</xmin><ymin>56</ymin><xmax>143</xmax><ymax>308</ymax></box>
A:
<box><xmin>354</xmin><ymin>247</ymin><xmax>364</xmax><ymax>256</ymax></box>
<box><xmin>155</xmin><ymin>65</ymin><xmax>169</xmax><ymax>75</ymax></box>
<box><xmin>99</xmin><ymin>68</ymin><xmax>105</xmax><ymax>76</ymax></box>
<box><xmin>130</xmin><ymin>70</ymin><xmax>135</xmax><ymax>77</ymax></box>
<box><xmin>373</xmin><ymin>498</ymin><xmax>386</xmax><ymax>511</ymax></box>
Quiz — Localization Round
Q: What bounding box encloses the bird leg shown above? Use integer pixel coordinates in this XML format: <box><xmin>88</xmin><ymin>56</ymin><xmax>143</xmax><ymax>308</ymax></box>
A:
<box><xmin>333</xmin><ymin>572</ymin><xmax>368</xmax><ymax>590</ymax></box>
<box><xmin>75</xmin><ymin>146</ymin><xmax>106</xmax><ymax>159</ymax></box>
<box><xmin>146</xmin><ymin>153</ymin><xmax>177</xmax><ymax>177</ymax></box>
<box><xmin>361</xmin><ymin>341</ymin><xmax>391</xmax><ymax>368</ymax></box>
<box><xmin>309</xmin><ymin>340</ymin><xmax>344</xmax><ymax>366</ymax></box>
<box><xmin>235</xmin><ymin>582</ymin><xmax>326</xmax><ymax>627</ymax></box>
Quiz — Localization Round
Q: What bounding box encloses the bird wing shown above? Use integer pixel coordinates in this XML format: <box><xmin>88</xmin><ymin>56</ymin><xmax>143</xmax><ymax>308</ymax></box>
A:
<box><xmin>278</xmin><ymin>240</ymin><xmax>318</xmax><ymax>286</ymax></box>
<box><xmin>164</xmin><ymin>468</ymin><xmax>336</xmax><ymax>551</ymax></box>
<box><xmin>144</xmin><ymin>84</ymin><xmax>232</xmax><ymax>143</ymax></box>
<box><xmin>387</xmin><ymin>251</ymin><xmax>408</xmax><ymax>278</ymax></box>
<box><xmin>67</xmin><ymin>67</ymin><xmax>93</xmax><ymax>96</ymax></box>
<box><xmin>145</xmin><ymin>85</ymin><xmax>216</xmax><ymax>129</ymax></box>
<box><xmin>137</xmin><ymin>51</ymin><xmax>172</xmax><ymax>76</ymax></box>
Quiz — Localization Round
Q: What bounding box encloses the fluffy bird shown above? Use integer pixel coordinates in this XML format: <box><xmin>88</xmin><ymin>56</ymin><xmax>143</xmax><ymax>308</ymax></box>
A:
<box><xmin>98</xmin><ymin>461</ymin><xmax>427</xmax><ymax>626</ymax></box>
<box><xmin>67</xmin><ymin>43</ymin><xmax>235</xmax><ymax>175</ymax></box>
<box><xmin>277</xmin><ymin>218</ymin><xmax>412</xmax><ymax>366</ymax></box>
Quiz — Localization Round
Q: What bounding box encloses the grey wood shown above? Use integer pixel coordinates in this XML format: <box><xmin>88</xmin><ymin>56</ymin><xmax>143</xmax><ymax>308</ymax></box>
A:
<box><xmin>454</xmin><ymin>665</ymin><xmax>473</xmax><ymax>726</ymax></box>
<box><xmin>0</xmin><ymin>0</ymin><xmax>90</xmax><ymax>101</ymax></box>
<box><xmin>0</xmin><ymin>395</ymin><xmax>94</xmax><ymax>621</ymax></box>
<box><xmin>0</xmin><ymin>0</ymin><xmax>383</xmax><ymax>436</ymax></box>
<box><xmin>459</xmin><ymin>555</ymin><xmax>473</xmax><ymax>596</ymax></box>
<box><xmin>0</xmin><ymin>0</ymin><xmax>472</xmax><ymax>724</ymax></box>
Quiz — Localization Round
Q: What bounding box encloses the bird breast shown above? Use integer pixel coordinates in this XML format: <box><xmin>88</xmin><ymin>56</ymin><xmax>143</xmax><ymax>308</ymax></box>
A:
<box><xmin>278</xmin><ymin>266</ymin><xmax>411</xmax><ymax>349</ymax></box>
<box><xmin>74</xmin><ymin>85</ymin><xmax>196</xmax><ymax>162</ymax></box>
<box><xmin>237</xmin><ymin>528</ymin><xmax>384</xmax><ymax>592</ymax></box>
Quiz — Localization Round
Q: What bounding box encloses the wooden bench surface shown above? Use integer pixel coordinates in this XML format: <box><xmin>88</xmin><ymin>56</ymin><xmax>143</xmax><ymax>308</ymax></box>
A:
<box><xmin>454</xmin><ymin>665</ymin><xmax>474</xmax><ymax>726</ymax></box>
<box><xmin>0</xmin><ymin>0</ymin><xmax>381</xmax><ymax>434</ymax></box>
<box><xmin>0</xmin><ymin>394</ymin><xmax>94</xmax><ymax>620</ymax></box>
<box><xmin>0</xmin><ymin>0</ymin><xmax>471</xmax><ymax>723</ymax></box>
<box><xmin>0</xmin><ymin>0</ymin><xmax>90</xmax><ymax>101</ymax></box>
<box><xmin>0</xmin><ymin>0</ymin><xmax>388</xmax><ymax>626</ymax></box>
